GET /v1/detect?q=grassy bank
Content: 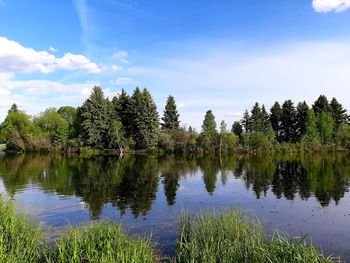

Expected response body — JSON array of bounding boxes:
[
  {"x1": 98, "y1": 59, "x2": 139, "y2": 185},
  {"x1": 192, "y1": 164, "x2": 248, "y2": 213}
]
[
  {"x1": 0, "y1": 196, "x2": 336, "y2": 262},
  {"x1": 176, "y1": 210, "x2": 334, "y2": 263}
]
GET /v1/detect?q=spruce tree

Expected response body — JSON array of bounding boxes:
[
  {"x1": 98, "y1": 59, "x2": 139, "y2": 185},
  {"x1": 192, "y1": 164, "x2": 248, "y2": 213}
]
[
  {"x1": 116, "y1": 89, "x2": 133, "y2": 138},
  {"x1": 296, "y1": 101, "x2": 309, "y2": 141},
  {"x1": 241, "y1": 110, "x2": 251, "y2": 133},
  {"x1": 79, "y1": 86, "x2": 109, "y2": 149},
  {"x1": 198, "y1": 110, "x2": 217, "y2": 152},
  {"x1": 250, "y1": 102, "x2": 262, "y2": 132},
  {"x1": 270, "y1": 102, "x2": 282, "y2": 141},
  {"x1": 232, "y1": 121, "x2": 243, "y2": 137},
  {"x1": 261, "y1": 105, "x2": 270, "y2": 132},
  {"x1": 329, "y1": 97, "x2": 347, "y2": 130},
  {"x1": 161, "y1": 95, "x2": 180, "y2": 131},
  {"x1": 312, "y1": 95, "x2": 330, "y2": 115},
  {"x1": 280, "y1": 100, "x2": 297, "y2": 142},
  {"x1": 8, "y1": 103, "x2": 19, "y2": 114},
  {"x1": 130, "y1": 87, "x2": 160, "y2": 150}
]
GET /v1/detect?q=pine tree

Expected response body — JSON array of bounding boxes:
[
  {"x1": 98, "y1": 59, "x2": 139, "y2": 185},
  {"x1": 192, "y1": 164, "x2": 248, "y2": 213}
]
[
  {"x1": 79, "y1": 86, "x2": 109, "y2": 149},
  {"x1": 130, "y1": 88, "x2": 160, "y2": 150},
  {"x1": 329, "y1": 97, "x2": 347, "y2": 131},
  {"x1": 116, "y1": 89, "x2": 133, "y2": 138},
  {"x1": 161, "y1": 95, "x2": 180, "y2": 131},
  {"x1": 198, "y1": 110, "x2": 217, "y2": 152},
  {"x1": 261, "y1": 105, "x2": 270, "y2": 132},
  {"x1": 250, "y1": 102, "x2": 262, "y2": 132},
  {"x1": 280, "y1": 100, "x2": 297, "y2": 142},
  {"x1": 241, "y1": 110, "x2": 251, "y2": 133},
  {"x1": 8, "y1": 103, "x2": 19, "y2": 114},
  {"x1": 231, "y1": 121, "x2": 243, "y2": 137},
  {"x1": 296, "y1": 101, "x2": 309, "y2": 141},
  {"x1": 270, "y1": 102, "x2": 282, "y2": 142},
  {"x1": 312, "y1": 95, "x2": 330, "y2": 115}
]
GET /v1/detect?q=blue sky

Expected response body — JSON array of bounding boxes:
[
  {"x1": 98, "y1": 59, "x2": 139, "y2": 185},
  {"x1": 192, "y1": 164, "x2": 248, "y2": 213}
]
[{"x1": 1, "y1": 0, "x2": 350, "y2": 129}]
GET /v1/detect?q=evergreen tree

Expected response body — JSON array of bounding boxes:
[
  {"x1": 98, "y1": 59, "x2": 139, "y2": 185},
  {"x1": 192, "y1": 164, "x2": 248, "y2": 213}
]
[
  {"x1": 312, "y1": 95, "x2": 330, "y2": 115},
  {"x1": 79, "y1": 86, "x2": 109, "y2": 149},
  {"x1": 329, "y1": 97, "x2": 347, "y2": 130},
  {"x1": 231, "y1": 121, "x2": 243, "y2": 137},
  {"x1": 161, "y1": 95, "x2": 180, "y2": 131},
  {"x1": 250, "y1": 102, "x2": 263, "y2": 132},
  {"x1": 280, "y1": 100, "x2": 297, "y2": 142},
  {"x1": 116, "y1": 89, "x2": 133, "y2": 138},
  {"x1": 8, "y1": 103, "x2": 19, "y2": 114},
  {"x1": 261, "y1": 105, "x2": 270, "y2": 132},
  {"x1": 198, "y1": 110, "x2": 217, "y2": 152},
  {"x1": 130, "y1": 88, "x2": 160, "y2": 150},
  {"x1": 296, "y1": 101, "x2": 309, "y2": 141},
  {"x1": 241, "y1": 110, "x2": 251, "y2": 133},
  {"x1": 317, "y1": 111, "x2": 334, "y2": 145},
  {"x1": 270, "y1": 102, "x2": 282, "y2": 141}
]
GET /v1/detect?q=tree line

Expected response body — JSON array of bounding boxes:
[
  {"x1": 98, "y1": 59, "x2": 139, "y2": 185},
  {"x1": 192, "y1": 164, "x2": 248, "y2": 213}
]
[{"x1": 0, "y1": 86, "x2": 349, "y2": 154}]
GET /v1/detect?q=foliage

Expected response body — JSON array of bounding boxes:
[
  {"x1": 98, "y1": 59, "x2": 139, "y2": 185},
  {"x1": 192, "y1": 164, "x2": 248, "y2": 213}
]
[
  {"x1": 317, "y1": 111, "x2": 334, "y2": 145},
  {"x1": 231, "y1": 121, "x2": 243, "y2": 137},
  {"x1": 198, "y1": 110, "x2": 217, "y2": 152},
  {"x1": 336, "y1": 123, "x2": 350, "y2": 150}
]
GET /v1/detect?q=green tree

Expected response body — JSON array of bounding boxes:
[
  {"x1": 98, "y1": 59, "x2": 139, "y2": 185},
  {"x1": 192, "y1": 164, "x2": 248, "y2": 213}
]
[
  {"x1": 250, "y1": 102, "x2": 263, "y2": 132},
  {"x1": 336, "y1": 123, "x2": 350, "y2": 150},
  {"x1": 317, "y1": 111, "x2": 334, "y2": 145},
  {"x1": 270, "y1": 102, "x2": 282, "y2": 141},
  {"x1": 281, "y1": 100, "x2": 297, "y2": 142},
  {"x1": 241, "y1": 110, "x2": 251, "y2": 133},
  {"x1": 161, "y1": 95, "x2": 180, "y2": 131},
  {"x1": 34, "y1": 108, "x2": 69, "y2": 146},
  {"x1": 296, "y1": 101, "x2": 309, "y2": 141},
  {"x1": 57, "y1": 106, "x2": 78, "y2": 139},
  {"x1": 79, "y1": 86, "x2": 110, "y2": 149},
  {"x1": 312, "y1": 95, "x2": 330, "y2": 115},
  {"x1": 219, "y1": 121, "x2": 238, "y2": 154},
  {"x1": 231, "y1": 121, "x2": 243, "y2": 137},
  {"x1": 302, "y1": 109, "x2": 320, "y2": 149},
  {"x1": 198, "y1": 110, "x2": 217, "y2": 152},
  {"x1": 329, "y1": 97, "x2": 347, "y2": 131},
  {"x1": 115, "y1": 89, "x2": 133, "y2": 138},
  {"x1": 130, "y1": 88, "x2": 160, "y2": 150},
  {"x1": 108, "y1": 120, "x2": 127, "y2": 154},
  {"x1": 8, "y1": 103, "x2": 19, "y2": 114}
]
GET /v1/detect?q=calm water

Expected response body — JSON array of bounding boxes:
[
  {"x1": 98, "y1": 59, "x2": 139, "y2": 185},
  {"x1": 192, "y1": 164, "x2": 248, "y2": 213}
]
[{"x1": 1, "y1": 153, "x2": 350, "y2": 260}]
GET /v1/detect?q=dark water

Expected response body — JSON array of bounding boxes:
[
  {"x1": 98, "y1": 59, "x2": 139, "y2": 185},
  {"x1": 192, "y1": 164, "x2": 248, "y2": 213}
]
[{"x1": 1, "y1": 153, "x2": 350, "y2": 260}]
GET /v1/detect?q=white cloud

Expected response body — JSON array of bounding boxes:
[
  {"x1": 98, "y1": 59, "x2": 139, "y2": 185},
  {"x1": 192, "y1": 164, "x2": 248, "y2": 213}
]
[
  {"x1": 113, "y1": 51, "x2": 128, "y2": 59},
  {"x1": 312, "y1": 0, "x2": 350, "y2": 13},
  {"x1": 112, "y1": 77, "x2": 138, "y2": 85},
  {"x1": 49, "y1": 47, "x2": 58, "y2": 53},
  {"x1": 0, "y1": 36, "x2": 102, "y2": 74}
]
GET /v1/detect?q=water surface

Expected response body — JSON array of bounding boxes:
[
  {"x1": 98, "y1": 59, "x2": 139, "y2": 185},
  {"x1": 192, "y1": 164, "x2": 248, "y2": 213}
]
[{"x1": 1, "y1": 153, "x2": 350, "y2": 260}]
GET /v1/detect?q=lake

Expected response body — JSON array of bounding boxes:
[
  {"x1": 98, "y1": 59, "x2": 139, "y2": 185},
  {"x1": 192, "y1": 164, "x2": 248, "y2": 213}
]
[{"x1": 1, "y1": 153, "x2": 350, "y2": 261}]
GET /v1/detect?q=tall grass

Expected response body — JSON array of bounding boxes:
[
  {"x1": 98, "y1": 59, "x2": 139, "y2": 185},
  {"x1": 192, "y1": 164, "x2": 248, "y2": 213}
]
[
  {"x1": 0, "y1": 195, "x2": 42, "y2": 263},
  {"x1": 44, "y1": 223, "x2": 156, "y2": 263},
  {"x1": 176, "y1": 210, "x2": 334, "y2": 263}
]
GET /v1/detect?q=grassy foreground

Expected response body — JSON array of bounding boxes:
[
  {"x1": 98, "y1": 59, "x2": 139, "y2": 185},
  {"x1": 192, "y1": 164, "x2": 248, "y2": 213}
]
[{"x1": 0, "y1": 196, "x2": 335, "y2": 263}]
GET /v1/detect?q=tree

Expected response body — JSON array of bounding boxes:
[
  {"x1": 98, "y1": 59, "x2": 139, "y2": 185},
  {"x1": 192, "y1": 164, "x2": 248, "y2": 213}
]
[
  {"x1": 296, "y1": 101, "x2": 309, "y2": 141},
  {"x1": 317, "y1": 111, "x2": 334, "y2": 145},
  {"x1": 35, "y1": 109, "x2": 69, "y2": 146},
  {"x1": 79, "y1": 86, "x2": 110, "y2": 149},
  {"x1": 130, "y1": 88, "x2": 160, "y2": 150},
  {"x1": 8, "y1": 103, "x2": 19, "y2": 114},
  {"x1": 329, "y1": 97, "x2": 347, "y2": 131},
  {"x1": 198, "y1": 110, "x2": 217, "y2": 152},
  {"x1": 57, "y1": 106, "x2": 78, "y2": 139},
  {"x1": 302, "y1": 109, "x2": 320, "y2": 149},
  {"x1": 115, "y1": 89, "x2": 133, "y2": 138},
  {"x1": 231, "y1": 121, "x2": 243, "y2": 137},
  {"x1": 261, "y1": 105, "x2": 270, "y2": 132},
  {"x1": 250, "y1": 102, "x2": 263, "y2": 132},
  {"x1": 312, "y1": 95, "x2": 330, "y2": 115},
  {"x1": 336, "y1": 123, "x2": 350, "y2": 150},
  {"x1": 270, "y1": 102, "x2": 282, "y2": 141},
  {"x1": 161, "y1": 95, "x2": 180, "y2": 131},
  {"x1": 280, "y1": 100, "x2": 297, "y2": 142},
  {"x1": 108, "y1": 120, "x2": 127, "y2": 155},
  {"x1": 241, "y1": 110, "x2": 251, "y2": 133}
]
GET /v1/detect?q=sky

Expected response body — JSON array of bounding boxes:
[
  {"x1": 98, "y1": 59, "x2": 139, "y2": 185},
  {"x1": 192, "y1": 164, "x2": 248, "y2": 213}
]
[{"x1": 1, "y1": 0, "x2": 350, "y2": 129}]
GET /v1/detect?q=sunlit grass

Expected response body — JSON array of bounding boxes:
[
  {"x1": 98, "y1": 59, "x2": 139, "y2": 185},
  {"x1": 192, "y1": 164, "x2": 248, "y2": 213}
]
[
  {"x1": 44, "y1": 222, "x2": 156, "y2": 263},
  {"x1": 176, "y1": 210, "x2": 334, "y2": 263},
  {"x1": 0, "y1": 195, "x2": 42, "y2": 263}
]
